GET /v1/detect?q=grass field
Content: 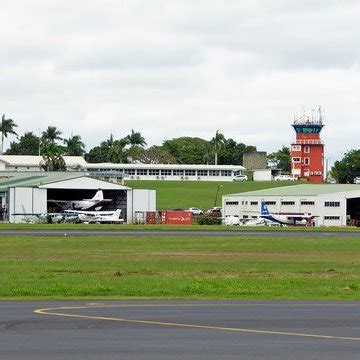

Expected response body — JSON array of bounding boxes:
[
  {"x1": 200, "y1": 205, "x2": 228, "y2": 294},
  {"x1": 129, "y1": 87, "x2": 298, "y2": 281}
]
[
  {"x1": 0, "y1": 223, "x2": 359, "y2": 231},
  {"x1": 1, "y1": 234, "x2": 359, "y2": 300},
  {"x1": 125, "y1": 180, "x2": 298, "y2": 210}
]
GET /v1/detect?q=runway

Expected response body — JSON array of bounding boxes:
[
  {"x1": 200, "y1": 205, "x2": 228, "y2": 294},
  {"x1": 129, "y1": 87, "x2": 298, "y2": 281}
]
[
  {"x1": 1, "y1": 301, "x2": 360, "y2": 359},
  {"x1": 0, "y1": 229, "x2": 360, "y2": 237}
]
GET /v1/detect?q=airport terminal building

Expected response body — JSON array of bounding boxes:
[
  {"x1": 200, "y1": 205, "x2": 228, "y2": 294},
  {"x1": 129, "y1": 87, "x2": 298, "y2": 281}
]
[
  {"x1": 0, "y1": 155, "x2": 246, "y2": 182},
  {"x1": 0, "y1": 173, "x2": 156, "y2": 223},
  {"x1": 222, "y1": 184, "x2": 360, "y2": 227}
]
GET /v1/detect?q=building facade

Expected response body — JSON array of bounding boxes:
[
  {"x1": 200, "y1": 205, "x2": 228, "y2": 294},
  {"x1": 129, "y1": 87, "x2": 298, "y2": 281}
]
[
  {"x1": 0, "y1": 156, "x2": 246, "y2": 182},
  {"x1": 222, "y1": 184, "x2": 360, "y2": 227}
]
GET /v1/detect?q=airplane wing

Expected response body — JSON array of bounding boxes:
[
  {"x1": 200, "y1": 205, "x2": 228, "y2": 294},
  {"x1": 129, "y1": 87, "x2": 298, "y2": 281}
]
[{"x1": 64, "y1": 209, "x2": 117, "y2": 215}]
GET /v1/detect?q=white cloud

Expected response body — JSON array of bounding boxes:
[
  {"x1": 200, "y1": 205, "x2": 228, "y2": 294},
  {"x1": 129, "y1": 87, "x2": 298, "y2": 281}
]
[{"x1": 0, "y1": 0, "x2": 359, "y2": 161}]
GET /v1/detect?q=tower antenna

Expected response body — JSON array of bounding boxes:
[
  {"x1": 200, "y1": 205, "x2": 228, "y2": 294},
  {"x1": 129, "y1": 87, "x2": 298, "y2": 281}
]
[{"x1": 318, "y1": 105, "x2": 323, "y2": 124}]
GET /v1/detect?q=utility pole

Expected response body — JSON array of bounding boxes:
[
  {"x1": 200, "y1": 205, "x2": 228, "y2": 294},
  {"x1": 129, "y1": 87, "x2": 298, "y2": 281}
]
[{"x1": 213, "y1": 185, "x2": 223, "y2": 207}]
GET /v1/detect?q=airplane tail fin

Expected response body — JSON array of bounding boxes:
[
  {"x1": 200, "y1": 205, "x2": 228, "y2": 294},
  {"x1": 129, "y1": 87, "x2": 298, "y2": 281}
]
[
  {"x1": 92, "y1": 189, "x2": 104, "y2": 202},
  {"x1": 112, "y1": 209, "x2": 122, "y2": 220},
  {"x1": 261, "y1": 202, "x2": 270, "y2": 216}
]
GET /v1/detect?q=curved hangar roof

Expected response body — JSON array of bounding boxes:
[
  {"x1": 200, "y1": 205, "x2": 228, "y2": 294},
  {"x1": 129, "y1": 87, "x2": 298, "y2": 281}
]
[{"x1": 0, "y1": 173, "x2": 130, "y2": 191}]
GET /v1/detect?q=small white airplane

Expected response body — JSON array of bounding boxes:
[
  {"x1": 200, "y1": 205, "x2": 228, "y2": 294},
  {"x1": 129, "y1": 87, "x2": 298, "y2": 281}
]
[
  {"x1": 65, "y1": 209, "x2": 123, "y2": 224},
  {"x1": 260, "y1": 202, "x2": 315, "y2": 226},
  {"x1": 48, "y1": 189, "x2": 112, "y2": 210},
  {"x1": 15, "y1": 212, "x2": 64, "y2": 224}
]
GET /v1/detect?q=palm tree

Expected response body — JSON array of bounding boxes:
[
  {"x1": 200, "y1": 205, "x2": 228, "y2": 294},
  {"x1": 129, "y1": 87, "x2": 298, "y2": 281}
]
[
  {"x1": 42, "y1": 126, "x2": 62, "y2": 143},
  {"x1": 203, "y1": 142, "x2": 213, "y2": 165},
  {"x1": 126, "y1": 130, "x2": 146, "y2": 148},
  {"x1": 64, "y1": 135, "x2": 85, "y2": 156},
  {"x1": 211, "y1": 130, "x2": 225, "y2": 165},
  {"x1": 107, "y1": 139, "x2": 129, "y2": 163},
  {"x1": 40, "y1": 141, "x2": 66, "y2": 171},
  {"x1": 0, "y1": 114, "x2": 18, "y2": 155}
]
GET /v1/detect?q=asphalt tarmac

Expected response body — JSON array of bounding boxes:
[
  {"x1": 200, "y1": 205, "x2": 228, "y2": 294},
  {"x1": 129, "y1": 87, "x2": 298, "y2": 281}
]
[
  {"x1": 1, "y1": 301, "x2": 360, "y2": 359},
  {"x1": 0, "y1": 229, "x2": 360, "y2": 237}
]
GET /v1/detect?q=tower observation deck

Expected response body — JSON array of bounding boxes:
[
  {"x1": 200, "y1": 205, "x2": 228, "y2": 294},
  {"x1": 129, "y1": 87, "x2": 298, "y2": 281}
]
[{"x1": 290, "y1": 108, "x2": 325, "y2": 183}]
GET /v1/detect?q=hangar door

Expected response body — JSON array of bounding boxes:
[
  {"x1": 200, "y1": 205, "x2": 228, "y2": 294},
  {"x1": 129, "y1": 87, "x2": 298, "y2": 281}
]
[
  {"x1": 347, "y1": 198, "x2": 360, "y2": 224},
  {"x1": 40, "y1": 176, "x2": 131, "y2": 221},
  {"x1": 46, "y1": 188, "x2": 127, "y2": 219}
]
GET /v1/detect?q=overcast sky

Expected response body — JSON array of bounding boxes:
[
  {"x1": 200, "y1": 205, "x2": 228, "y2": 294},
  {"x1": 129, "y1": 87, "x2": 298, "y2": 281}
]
[{"x1": 1, "y1": 0, "x2": 359, "y2": 161}]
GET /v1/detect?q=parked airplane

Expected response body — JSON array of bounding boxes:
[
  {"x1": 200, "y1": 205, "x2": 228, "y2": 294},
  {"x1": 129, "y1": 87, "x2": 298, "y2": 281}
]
[
  {"x1": 260, "y1": 202, "x2": 315, "y2": 226},
  {"x1": 48, "y1": 189, "x2": 112, "y2": 210},
  {"x1": 72, "y1": 209, "x2": 123, "y2": 223},
  {"x1": 14, "y1": 212, "x2": 64, "y2": 224}
]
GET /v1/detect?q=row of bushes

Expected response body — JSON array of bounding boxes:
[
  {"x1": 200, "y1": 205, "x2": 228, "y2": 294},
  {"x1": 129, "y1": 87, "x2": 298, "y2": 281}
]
[{"x1": 195, "y1": 215, "x2": 222, "y2": 225}]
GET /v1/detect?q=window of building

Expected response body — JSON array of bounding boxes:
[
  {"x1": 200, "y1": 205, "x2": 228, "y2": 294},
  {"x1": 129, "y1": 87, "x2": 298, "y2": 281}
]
[
  {"x1": 185, "y1": 170, "x2": 196, "y2": 176},
  {"x1": 301, "y1": 201, "x2": 315, "y2": 206},
  {"x1": 304, "y1": 157, "x2": 310, "y2": 165},
  {"x1": 209, "y1": 170, "x2": 220, "y2": 176},
  {"x1": 161, "y1": 169, "x2": 172, "y2": 176},
  {"x1": 198, "y1": 170, "x2": 208, "y2": 176},
  {"x1": 226, "y1": 201, "x2": 239, "y2": 205},
  {"x1": 126, "y1": 169, "x2": 136, "y2": 175},
  {"x1": 221, "y1": 170, "x2": 232, "y2": 176},
  {"x1": 264, "y1": 201, "x2": 276, "y2": 205},
  {"x1": 137, "y1": 169, "x2": 148, "y2": 175},
  {"x1": 325, "y1": 201, "x2": 340, "y2": 207},
  {"x1": 291, "y1": 145, "x2": 301, "y2": 152},
  {"x1": 173, "y1": 169, "x2": 184, "y2": 176},
  {"x1": 324, "y1": 216, "x2": 340, "y2": 220},
  {"x1": 304, "y1": 146, "x2": 310, "y2": 154},
  {"x1": 292, "y1": 157, "x2": 301, "y2": 163},
  {"x1": 243, "y1": 215, "x2": 249, "y2": 219},
  {"x1": 250, "y1": 201, "x2": 258, "y2": 206},
  {"x1": 149, "y1": 169, "x2": 160, "y2": 176},
  {"x1": 281, "y1": 201, "x2": 295, "y2": 206}
]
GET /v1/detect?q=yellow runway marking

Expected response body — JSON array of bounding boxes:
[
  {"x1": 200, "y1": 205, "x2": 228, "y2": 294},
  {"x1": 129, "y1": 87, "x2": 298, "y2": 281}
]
[{"x1": 34, "y1": 303, "x2": 360, "y2": 342}]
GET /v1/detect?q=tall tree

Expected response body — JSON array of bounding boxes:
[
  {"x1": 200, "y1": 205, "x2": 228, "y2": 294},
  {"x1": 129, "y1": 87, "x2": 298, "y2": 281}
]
[
  {"x1": 130, "y1": 146, "x2": 176, "y2": 164},
  {"x1": 40, "y1": 141, "x2": 66, "y2": 171},
  {"x1": 331, "y1": 149, "x2": 360, "y2": 183},
  {"x1": 5, "y1": 132, "x2": 40, "y2": 155},
  {"x1": 87, "y1": 135, "x2": 130, "y2": 163},
  {"x1": 107, "y1": 139, "x2": 129, "y2": 163},
  {"x1": 126, "y1": 130, "x2": 146, "y2": 148},
  {"x1": 0, "y1": 114, "x2": 18, "y2": 155},
  {"x1": 42, "y1": 126, "x2": 62, "y2": 143},
  {"x1": 203, "y1": 142, "x2": 214, "y2": 165},
  {"x1": 63, "y1": 135, "x2": 85, "y2": 156},
  {"x1": 163, "y1": 137, "x2": 209, "y2": 164},
  {"x1": 268, "y1": 146, "x2": 291, "y2": 173},
  {"x1": 211, "y1": 130, "x2": 225, "y2": 165}
]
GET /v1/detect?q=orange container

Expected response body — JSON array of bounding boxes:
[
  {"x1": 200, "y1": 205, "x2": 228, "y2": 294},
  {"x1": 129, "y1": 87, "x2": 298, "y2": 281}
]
[{"x1": 164, "y1": 211, "x2": 193, "y2": 225}]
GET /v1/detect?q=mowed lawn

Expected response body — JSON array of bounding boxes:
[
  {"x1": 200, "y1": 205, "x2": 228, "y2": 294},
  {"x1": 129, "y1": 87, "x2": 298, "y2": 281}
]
[
  {"x1": 125, "y1": 180, "x2": 298, "y2": 210},
  {"x1": 1, "y1": 234, "x2": 359, "y2": 299}
]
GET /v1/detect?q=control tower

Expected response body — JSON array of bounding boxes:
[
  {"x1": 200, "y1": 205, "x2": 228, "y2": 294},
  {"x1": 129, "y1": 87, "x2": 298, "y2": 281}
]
[{"x1": 291, "y1": 107, "x2": 324, "y2": 183}]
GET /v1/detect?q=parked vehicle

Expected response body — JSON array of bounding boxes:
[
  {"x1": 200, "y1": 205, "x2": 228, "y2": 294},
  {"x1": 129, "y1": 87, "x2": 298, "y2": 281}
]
[
  {"x1": 232, "y1": 174, "x2": 248, "y2": 182},
  {"x1": 187, "y1": 207, "x2": 203, "y2": 216},
  {"x1": 354, "y1": 177, "x2": 360, "y2": 184},
  {"x1": 205, "y1": 207, "x2": 222, "y2": 217},
  {"x1": 273, "y1": 174, "x2": 296, "y2": 181}
]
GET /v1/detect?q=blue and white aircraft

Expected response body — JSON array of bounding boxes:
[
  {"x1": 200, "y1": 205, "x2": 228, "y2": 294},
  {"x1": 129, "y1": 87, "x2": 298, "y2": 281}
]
[{"x1": 260, "y1": 202, "x2": 315, "y2": 226}]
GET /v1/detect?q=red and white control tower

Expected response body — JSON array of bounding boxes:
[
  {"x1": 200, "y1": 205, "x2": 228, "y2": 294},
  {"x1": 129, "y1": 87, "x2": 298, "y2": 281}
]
[{"x1": 291, "y1": 107, "x2": 324, "y2": 183}]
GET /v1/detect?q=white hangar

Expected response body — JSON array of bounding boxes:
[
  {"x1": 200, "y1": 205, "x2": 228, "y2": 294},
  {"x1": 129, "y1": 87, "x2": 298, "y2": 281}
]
[
  {"x1": 0, "y1": 173, "x2": 156, "y2": 223},
  {"x1": 222, "y1": 184, "x2": 360, "y2": 227}
]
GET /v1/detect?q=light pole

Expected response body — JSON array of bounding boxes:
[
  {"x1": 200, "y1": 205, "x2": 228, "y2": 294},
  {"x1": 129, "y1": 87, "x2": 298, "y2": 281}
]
[{"x1": 213, "y1": 185, "x2": 223, "y2": 207}]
